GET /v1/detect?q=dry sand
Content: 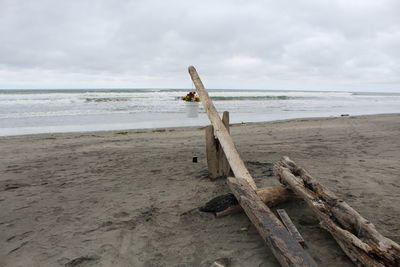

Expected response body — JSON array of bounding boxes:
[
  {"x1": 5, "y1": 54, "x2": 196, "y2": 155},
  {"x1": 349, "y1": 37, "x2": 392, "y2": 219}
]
[{"x1": 0, "y1": 114, "x2": 399, "y2": 267}]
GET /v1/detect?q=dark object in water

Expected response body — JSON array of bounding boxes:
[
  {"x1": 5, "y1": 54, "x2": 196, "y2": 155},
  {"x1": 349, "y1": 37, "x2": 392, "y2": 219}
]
[
  {"x1": 199, "y1": 193, "x2": 238, "y2": 213},
  {"x1": 341, "y1": 114, "x2": 349, "y2": 117},
  {"x1": 192, "y1": 156, "x2": 198, "y2": 163}
]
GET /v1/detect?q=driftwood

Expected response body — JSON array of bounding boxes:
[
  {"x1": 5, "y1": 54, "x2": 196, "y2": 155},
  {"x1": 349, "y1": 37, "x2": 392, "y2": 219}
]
[
  {"x1": 274, "y1": 156, "x2": 400, "y2": 267},
  {"x1": 205, "y1": 111, "x2": 231, "y2": 178},
  {"x1": 277, "y1": 209, "x2": 305, "y2": 246},
  {"x1": 189, "y1": 66, "x2": 318, "y2": 267},
  {"x1": 228, "y1": 178, "x2": 318, "y2": 267},
  {"x1": 189, "y1": 66, "x2": 256, "y2": 189},
  {"x1": 199, "y1": 186, "x2": 296, "y2": 216}
]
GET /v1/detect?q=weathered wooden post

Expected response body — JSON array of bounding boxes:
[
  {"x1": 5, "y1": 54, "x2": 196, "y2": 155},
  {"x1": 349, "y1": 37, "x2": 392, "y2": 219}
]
[{"x1": 205, "y1": 111, "x2": 231, "y2": 178}]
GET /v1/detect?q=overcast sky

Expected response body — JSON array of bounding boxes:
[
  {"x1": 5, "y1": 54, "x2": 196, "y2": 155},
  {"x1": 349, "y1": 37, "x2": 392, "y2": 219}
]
[{"x1": 1, "y1": 0, "x2": 399, "y2": 91}]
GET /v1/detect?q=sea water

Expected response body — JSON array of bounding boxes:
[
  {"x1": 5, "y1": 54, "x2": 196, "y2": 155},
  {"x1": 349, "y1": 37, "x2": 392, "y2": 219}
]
[{"x1": 0, "y1": 89, "x2": 399, "y2": 136}]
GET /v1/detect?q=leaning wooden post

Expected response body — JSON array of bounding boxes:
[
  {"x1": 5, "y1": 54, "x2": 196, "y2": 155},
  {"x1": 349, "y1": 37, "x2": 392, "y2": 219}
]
[
  {"x1": 205, "y1": 111, "x2": 231, "y2": 178},
  {"x1": 188, "y1": 66, "x2": 318, "y2": 267},
  {"x1": 188, "y1": 66, "x2": 256, "y2": 189}
]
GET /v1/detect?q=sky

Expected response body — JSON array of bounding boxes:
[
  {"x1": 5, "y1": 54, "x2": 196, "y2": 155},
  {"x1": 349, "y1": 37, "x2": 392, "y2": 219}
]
[{"x1": 0, "y1": 0, "x2": 399, "y2": 92}]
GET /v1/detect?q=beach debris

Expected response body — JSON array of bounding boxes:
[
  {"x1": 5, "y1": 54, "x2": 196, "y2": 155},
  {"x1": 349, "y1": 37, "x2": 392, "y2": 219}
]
[
  {"x1": 276, "y1": 209, "x2": 305, "y2": 246},
  {"x1": 227, "y1": 177, "x2": 317, "y2": 266},
  {"x1": 188, "y1": 65, "x2": 400, "y2": 266},
  {"x1": 199, "y1": 193, "x2": 238, "y2": 213},
  {"x1": 189, "y1": 66, "x2": 318, "y2": 267},
  {"x1": 340, "y1": 114, "x2": 349, "y2": 117},
  {"x1": 274, "y1": 156, "x2": 400, "y2": 267}
]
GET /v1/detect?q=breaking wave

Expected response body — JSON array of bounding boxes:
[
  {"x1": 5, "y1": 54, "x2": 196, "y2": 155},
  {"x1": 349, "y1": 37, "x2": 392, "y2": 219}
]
[
  {"x1": 210, "y1": 96, "x2": 295, "y2": 101},
  {"x1": 85, "y1": 97, "x2": 132, "y2": 102}
]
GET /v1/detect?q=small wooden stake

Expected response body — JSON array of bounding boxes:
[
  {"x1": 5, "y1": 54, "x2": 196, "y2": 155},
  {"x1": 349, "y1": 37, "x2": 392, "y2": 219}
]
[{"x1": 277, "y1": 209, "x2": 305, "y2": 246}]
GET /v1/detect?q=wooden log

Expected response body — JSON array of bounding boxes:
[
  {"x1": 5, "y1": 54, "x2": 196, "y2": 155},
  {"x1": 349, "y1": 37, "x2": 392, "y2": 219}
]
[
  {"x1": 188, "y1": 66, "x2": 256, "y2": 189},
  {"x1": 256, "y1": 185, "x2": 296, "y2": 207},
  {"x1": 277, "y1": 209, "x2": 305, "y2": 246},
  {"x1": 274, "y1": 156, "x2": 400, "y2": 267},
  {"x1": 227, "y1": 177, "x2": 318, "y2": 267},
  {"x1": 205, "y1": 125, "x2": 219, "y2": 178},
  {"x1": 199, "y1": 186, "x2": 296, "y2": 216}
]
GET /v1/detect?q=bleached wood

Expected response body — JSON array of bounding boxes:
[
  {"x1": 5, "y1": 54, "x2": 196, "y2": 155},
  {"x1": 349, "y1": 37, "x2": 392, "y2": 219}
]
[
  {"x1": 227, "y1": 177, "x2": 318, "y2": 267},
  {"x1": 188, "y1": 66, "x2": 256, "y2": 189},
  {"x1": 274, "y1": 156, "x2": 400, "y2": 267}
]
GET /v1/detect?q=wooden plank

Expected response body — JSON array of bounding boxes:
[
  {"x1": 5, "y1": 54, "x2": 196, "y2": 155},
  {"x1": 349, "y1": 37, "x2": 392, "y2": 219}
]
[
  {"x1": 218, "y1": 111, "x2": 231, "y2": 177},
  {"x1": 205, "y1": 125, "x2": 219, "y2": 178},
  {"x1": 277, "y1": 209, "x2": 305, "y2": 246},
  {"x1": 227, "y1": 177, "x2": 318, "y2": 267},
  {"x1": 274, "y1": 156, "x2": 400, "y2": 267},
  {"x1": 188, "y1": 66, "x2": 257, "y2": 189}
]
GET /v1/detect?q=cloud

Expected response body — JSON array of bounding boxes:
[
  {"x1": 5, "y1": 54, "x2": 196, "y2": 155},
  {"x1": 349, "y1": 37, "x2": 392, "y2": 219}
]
[{"x1": 0, "y1": 0, "x2": 399, "y2": 91}]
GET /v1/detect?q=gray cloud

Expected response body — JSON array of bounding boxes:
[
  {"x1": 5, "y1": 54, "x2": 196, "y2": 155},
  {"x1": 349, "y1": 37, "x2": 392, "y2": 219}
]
[{"x1": 0, "y1": 0, "x2": 399, "y2": 91}]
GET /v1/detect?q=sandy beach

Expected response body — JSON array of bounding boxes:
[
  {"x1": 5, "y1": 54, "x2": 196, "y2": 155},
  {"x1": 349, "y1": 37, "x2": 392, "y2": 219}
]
[{"x1": 0, "y1": 114, "x2": 399, "y2": 267}]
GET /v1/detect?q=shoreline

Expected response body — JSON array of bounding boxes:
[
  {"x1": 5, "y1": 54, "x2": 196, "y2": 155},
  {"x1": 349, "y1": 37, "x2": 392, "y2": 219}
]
[{"x1": 2, "y1": 112, "x2": 399, "y2": 139}]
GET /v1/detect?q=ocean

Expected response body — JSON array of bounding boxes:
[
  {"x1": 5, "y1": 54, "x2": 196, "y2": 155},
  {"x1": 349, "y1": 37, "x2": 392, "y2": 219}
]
[{"x1": 0, "y1": 89, "x2": 399, "y2": 136}]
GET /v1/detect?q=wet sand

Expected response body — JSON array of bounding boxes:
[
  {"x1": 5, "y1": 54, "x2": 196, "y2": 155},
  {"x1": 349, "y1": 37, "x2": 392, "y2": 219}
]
[{"x1": 0, "y1": 114, "x2": 399, "y2": 266}]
